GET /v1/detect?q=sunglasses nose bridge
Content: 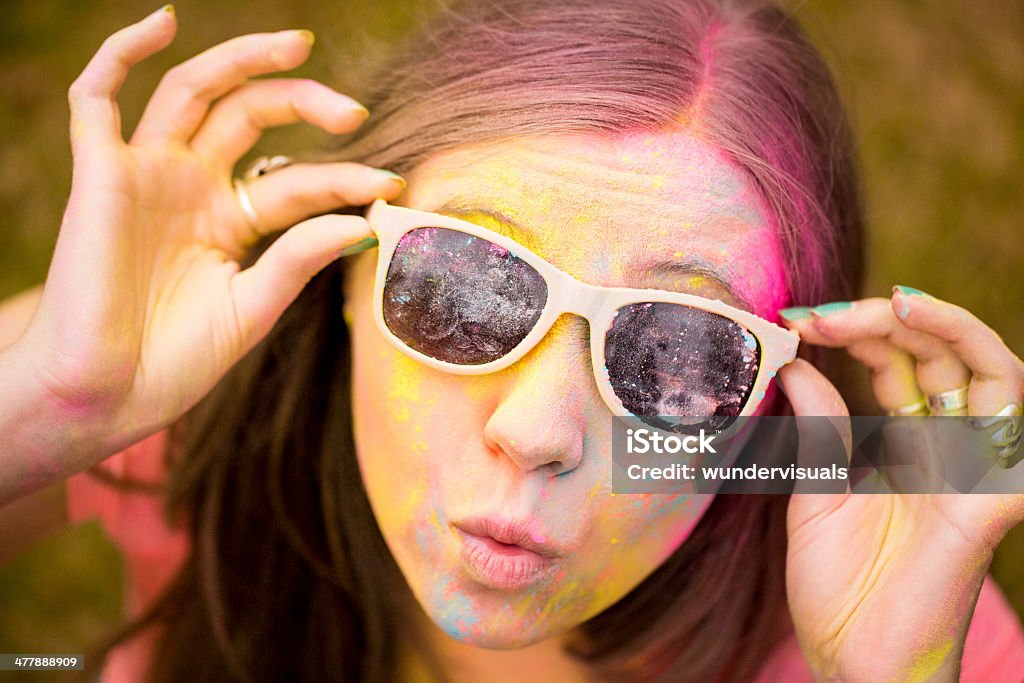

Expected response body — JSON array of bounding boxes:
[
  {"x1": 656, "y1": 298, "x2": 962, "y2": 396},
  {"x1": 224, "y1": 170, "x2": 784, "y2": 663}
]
[
  {"x1": 535, "y1": 273, "x2": 620, "y2": 413},
  {"x1": 553, "y1": 271, "x2": 608, "y2": 327}
]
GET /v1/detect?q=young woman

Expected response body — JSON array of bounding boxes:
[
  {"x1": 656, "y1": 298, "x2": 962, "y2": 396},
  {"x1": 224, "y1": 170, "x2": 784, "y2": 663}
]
[{"x1": 0, "y1": 1, "x2": 1022, "y2": 681}]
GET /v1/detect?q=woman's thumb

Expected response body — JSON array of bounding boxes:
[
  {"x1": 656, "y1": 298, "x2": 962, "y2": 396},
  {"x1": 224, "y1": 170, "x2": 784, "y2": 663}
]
[
  {"x1": 777, "y1": 358, "x2": 849, "y2": 418},
  {"x1": 230, "y1": 214, "x2": 372, "y2": 345},
  {"x1": 777, "y1": 359, "x2": 853, "y2": 497}
]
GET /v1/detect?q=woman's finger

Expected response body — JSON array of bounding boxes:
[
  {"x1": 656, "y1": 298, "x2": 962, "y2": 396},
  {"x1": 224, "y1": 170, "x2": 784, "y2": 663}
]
[
  {"x1": 189, "y1": 79, "x2": 369, "y2": 168},
  {"x1": 890, "y1": 289, "x2": 1024, "y2": 381},
  {"x1": 843, "y1": 337, "x2": 924, "y2": 414},
  {"x1": 130, "y1": 29, "x2": 315, "y2": 145},
  {"x1": 68, "y1": 6, "x2": 177, "y2": 154},
  {"x1": 890, "y1": 289, "x2": 1024, "y2": 417},
  {"x1": 782, "y1": 298, "x2": 971, "y2": 399},
  {"x1": 232, "y1": 162, "x2": 405, "y2": 243},
  {"x1": 229, "y1": 214, "x2": 373, "y2": 346}
]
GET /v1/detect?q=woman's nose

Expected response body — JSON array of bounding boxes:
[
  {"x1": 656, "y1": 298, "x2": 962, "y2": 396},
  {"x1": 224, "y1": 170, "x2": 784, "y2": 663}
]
[{"x1": 482, "y1": 314, "x2": 594, "y2": 476}]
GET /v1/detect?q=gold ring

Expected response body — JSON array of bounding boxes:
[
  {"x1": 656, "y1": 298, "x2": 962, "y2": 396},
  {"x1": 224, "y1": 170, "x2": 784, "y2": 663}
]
[
  {"x1": 244, "y1": 154, "x2": 294, "y2": 179},
  {"x1": 232, "y1": 178, "x2": 259, "y2": 232}
]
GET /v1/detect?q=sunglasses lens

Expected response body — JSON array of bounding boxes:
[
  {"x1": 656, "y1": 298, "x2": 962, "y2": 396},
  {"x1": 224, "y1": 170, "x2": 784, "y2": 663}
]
[
  {"x1": 605, "y1": 302, "x2": 760, "y2": 433},
  {"x1": 382, "y1": 227, "x2": 548, "y2": 365}
]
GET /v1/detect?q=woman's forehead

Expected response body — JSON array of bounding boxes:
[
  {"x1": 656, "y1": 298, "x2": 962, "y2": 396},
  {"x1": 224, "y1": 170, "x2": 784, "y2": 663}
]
[
  {"x1": 400, "y1": 129, "x2": 788, "y2": 316},
  {"x1": 404, "y1": 130, "x2": 766, "y2": 217}
]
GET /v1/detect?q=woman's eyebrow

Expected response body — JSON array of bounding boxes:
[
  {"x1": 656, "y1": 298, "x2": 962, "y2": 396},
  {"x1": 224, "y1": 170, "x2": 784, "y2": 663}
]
[
  {"x1": 427, "y1": 201, "x2": 544, "y2": 251},
  {"x1": 426, "y1": 200, "x2": 752, "y2": 311},
  {"x1": 640, "y1": 260, "x2": 754, "y2": 312}
]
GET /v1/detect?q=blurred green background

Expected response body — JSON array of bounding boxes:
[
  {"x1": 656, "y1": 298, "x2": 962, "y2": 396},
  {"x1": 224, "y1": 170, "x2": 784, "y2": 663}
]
[{"x1": 0, "y1": 0, "x2": 1022, "y2": 674}]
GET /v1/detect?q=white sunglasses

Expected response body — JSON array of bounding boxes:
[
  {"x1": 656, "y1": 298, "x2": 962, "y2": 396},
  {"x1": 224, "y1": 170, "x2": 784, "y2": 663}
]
[{"x1": 363, "y1": 199, "x2": 800, "y2": 432}]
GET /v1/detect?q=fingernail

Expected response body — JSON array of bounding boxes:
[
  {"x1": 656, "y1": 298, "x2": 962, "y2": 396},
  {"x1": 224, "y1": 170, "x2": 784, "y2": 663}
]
[
  {"x1": 338, "y1": 237, "x2": 378, "y2": 257},
  {"x1": 294, "y1": 29, "x2": 315, "y2": 46},
  {"x1": 162, "y1": 4, "x2": 175, "y2": 16},
  {"x1": 893, "y1": 285, "x2": 931, "y2": 298},
  {"x1": 895, "y1": 299, "x2": 911, "y2": 320},
  {"x1": 352, "y1": 103, "x2": 370, "y2": 119},
  {"x1": 779, "y1": 306, "x2": 812, "y2": 321},
  {"x1": 377, "y1": 170, "x2": 407, "y2": 188},
  {"x1": 810, "y1": 301, "x2": 853, "y2": 317}
]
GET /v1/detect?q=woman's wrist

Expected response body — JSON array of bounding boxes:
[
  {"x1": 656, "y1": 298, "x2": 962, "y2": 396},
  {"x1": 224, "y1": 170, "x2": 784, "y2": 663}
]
[{"x1": 0, "y1": 340, "x2": 110, "y2": 507}]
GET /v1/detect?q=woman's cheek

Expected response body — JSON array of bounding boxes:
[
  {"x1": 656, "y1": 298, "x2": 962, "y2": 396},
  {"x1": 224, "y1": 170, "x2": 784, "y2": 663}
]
[
  {"x1": 576, "y1": 493, "x2": 711, "y2": 617},
  {"x1": 346, "y1": 261, "x2": 444, "y2": 566},
  {"x1": 352, "y1": 351, "x2": 427, "y2": 531}
]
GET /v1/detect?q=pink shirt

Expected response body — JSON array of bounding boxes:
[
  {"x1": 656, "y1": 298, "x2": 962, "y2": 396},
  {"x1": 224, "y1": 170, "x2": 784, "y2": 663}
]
[
  {"x1": 69, "y1": 431, "x2": 1024, "y2": 682},
  {"x1": 66, "y1": 431, "x2": 190, "y2": 683}
]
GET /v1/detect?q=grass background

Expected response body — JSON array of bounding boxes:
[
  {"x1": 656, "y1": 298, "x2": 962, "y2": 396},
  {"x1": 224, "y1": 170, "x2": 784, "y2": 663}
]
[{"x1": 0, "y1": 0, "x2": 1021, "y2": 674}]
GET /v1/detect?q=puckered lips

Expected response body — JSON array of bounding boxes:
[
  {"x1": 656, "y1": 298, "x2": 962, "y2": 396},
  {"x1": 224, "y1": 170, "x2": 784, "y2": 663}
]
[{"x1": 452, "y1": 515, "x2": 564, "y2": 591}]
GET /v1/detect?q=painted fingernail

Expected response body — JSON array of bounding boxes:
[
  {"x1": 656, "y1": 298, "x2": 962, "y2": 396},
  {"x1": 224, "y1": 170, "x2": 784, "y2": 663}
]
[
  {"x1": 894, "y1": 299, "x2": 911, "y2": 320},
  {"x1": 377, "y1": 170, "x2": 407, "y2": 188},
  {"x1": 779, "y1": 306, "x2": 812, "y2": 321},
  {"x1": 893, "y1": 285, "x2": 931, "y2": 298},
  {"x1": 351, "y1": 103, "x2": 370, "y2": 119},
  {"x1": 294, "y1": 29, "x2": 315, "y2": 46},
  {"x1": 162, "y1": 4, "x2": 175, "y2": 16},
  {"x1": 810, "y1": 301, "x2": 853, "y2": 317},
  {"x1": 338, "y1": 237, "x2": 378, "y2": 257}
]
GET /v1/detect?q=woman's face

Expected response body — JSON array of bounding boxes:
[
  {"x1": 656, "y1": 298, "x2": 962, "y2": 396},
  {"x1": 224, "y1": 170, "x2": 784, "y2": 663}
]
[{"x1": 342, "y1": 129, "x2": 788, "y2": 648}]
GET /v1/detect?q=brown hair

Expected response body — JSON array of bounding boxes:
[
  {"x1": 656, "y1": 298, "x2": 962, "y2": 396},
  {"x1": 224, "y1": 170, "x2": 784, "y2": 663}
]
[{"x1": 80, "y1": 0, "x2": 864, "y2": 681}]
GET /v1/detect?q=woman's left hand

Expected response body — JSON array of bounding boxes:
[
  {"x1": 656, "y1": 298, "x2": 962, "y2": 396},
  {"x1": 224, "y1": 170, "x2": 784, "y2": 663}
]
[{"x1": 775, "y1": 287, "x2": 1024, "y2": 682}]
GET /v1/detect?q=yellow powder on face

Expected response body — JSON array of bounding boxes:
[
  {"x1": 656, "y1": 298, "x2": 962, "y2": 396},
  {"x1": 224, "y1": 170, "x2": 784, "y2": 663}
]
[
  {"x1": 428, "y1": 507, "x2": 444, "y2": 533},
  {"x1": 384, "y1": 482, "x2": 425, "y2": 534},
  {"x1": 540, "y1": 578, "x2": 586, "y2": 620},
  {"x1": 460, "y1": 376, "x2": 492, "y2": 403},
  {"x1": 447, "y1": 210, "x2": 546, "y2": 257},
  {"x1": 686, "y1": 275, "x2": 708, "y2": 289},
  {"x1": 387, "y1": 355, "x2": 428, "y2": 423}
]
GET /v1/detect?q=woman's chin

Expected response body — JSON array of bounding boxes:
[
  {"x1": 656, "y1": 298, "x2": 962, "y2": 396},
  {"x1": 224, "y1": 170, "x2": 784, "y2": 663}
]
[{"x1": 427, "y1": 613, "x2": 562, "y2": 650}]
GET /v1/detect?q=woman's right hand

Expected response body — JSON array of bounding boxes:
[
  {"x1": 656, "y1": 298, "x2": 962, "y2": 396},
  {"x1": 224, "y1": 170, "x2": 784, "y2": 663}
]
[{"x1": 11, "y1": 7, "x2": 403, "y2": 456}]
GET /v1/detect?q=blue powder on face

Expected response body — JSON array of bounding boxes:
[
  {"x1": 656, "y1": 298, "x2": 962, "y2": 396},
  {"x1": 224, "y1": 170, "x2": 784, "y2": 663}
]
[{"x1": 432, "y1": 580, "x2": 480, "y2": 640}]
